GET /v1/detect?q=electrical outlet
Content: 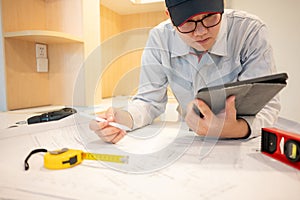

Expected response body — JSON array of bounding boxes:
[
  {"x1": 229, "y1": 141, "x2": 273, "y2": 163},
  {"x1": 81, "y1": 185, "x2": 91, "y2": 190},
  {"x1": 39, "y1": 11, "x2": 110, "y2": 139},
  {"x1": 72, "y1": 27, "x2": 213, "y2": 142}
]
[
  {"x1": 36, "y1": 58, "x2": 48, "y2": 72},
  {"x1": 36, "y1": 43, "x2": 47, "y2": 58}
]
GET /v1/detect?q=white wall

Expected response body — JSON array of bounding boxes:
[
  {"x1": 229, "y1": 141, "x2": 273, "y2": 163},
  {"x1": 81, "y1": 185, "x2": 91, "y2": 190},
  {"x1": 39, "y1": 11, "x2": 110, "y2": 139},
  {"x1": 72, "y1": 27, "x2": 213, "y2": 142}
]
[{"x1": 229, "y1": 0, "x2": 300, "y2": 122}]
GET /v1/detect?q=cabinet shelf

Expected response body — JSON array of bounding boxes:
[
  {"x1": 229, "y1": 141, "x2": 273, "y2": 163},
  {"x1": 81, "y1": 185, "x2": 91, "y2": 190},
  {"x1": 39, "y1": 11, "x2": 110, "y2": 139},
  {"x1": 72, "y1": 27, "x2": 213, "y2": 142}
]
[{"x1": 3, "y1": 30, "x2": 83, "y2": 44}]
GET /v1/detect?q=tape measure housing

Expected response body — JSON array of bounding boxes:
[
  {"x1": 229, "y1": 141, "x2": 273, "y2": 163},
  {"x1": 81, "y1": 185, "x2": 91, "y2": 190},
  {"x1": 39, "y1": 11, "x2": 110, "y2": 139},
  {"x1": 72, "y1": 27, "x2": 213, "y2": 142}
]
[{"x1": 44, "y1": 149, "x2": 83, "y2": 169}]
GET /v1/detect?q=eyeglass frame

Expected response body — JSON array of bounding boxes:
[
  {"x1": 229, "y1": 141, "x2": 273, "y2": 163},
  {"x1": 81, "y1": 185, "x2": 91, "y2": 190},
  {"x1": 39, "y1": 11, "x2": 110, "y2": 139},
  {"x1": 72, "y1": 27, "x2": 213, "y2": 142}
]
[{"x1": 175, "y1": 12, "x2": 223, "y2": 34}]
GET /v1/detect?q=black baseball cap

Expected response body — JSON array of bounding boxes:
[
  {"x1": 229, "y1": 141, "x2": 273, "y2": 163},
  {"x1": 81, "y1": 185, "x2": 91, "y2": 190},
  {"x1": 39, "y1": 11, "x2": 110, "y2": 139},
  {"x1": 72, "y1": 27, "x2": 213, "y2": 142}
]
[{"x1": 165, "y1": 0, "x2": 224, "y2": 26}]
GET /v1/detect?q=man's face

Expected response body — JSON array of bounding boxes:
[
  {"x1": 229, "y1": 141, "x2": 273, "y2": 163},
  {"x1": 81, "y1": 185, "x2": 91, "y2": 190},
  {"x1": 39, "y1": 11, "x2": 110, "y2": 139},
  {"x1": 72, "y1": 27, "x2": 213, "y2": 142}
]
[{"x1": 176, "y1": 13, "x2": 222, "y2": 51}]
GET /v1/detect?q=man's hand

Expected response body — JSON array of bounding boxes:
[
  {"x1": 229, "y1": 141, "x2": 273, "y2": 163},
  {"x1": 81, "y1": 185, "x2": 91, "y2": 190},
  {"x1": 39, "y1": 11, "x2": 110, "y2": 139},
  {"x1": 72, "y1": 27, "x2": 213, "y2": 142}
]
[
  {"x1": 185, "y1": 96, "x2": 249, "y2": 139},
  {"x1": 89, "y1": 107, "x2": 133, "y2": 144}
]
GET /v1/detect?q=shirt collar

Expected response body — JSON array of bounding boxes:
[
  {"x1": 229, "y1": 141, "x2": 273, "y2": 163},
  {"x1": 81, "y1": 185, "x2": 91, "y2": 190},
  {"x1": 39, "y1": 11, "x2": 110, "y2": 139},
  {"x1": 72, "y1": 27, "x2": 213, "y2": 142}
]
[
  {"x1": 170, "y1": 30, "x2": 190, "y2": 58},
  {"x1": 210, "y1": 13, "x2": 228, "y2": 57},
  {"x1": 170, "y1": 13, "x2": 228, "y2": 58}
]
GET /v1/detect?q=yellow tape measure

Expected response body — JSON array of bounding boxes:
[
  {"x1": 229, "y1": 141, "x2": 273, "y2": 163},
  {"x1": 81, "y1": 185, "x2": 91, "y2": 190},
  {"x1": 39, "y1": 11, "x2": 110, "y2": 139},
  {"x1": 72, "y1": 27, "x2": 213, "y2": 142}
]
[{"x1": 24, "y1": 148, "x2": 129, "y2": 170}]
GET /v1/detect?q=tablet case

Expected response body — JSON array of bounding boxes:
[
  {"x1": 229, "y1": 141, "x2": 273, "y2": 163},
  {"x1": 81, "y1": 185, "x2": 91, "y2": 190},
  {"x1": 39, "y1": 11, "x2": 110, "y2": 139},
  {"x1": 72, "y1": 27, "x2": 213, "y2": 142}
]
[{"x1": 195, "y1": 73, "x2": 288, "y2": 116}]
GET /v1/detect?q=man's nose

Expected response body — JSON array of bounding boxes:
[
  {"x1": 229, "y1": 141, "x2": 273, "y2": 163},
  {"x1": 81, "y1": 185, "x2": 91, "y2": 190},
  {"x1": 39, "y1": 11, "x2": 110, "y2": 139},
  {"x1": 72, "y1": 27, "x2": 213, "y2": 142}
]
[{"x1": 193, "y1": 23, "x2": 208, "y2": 36}]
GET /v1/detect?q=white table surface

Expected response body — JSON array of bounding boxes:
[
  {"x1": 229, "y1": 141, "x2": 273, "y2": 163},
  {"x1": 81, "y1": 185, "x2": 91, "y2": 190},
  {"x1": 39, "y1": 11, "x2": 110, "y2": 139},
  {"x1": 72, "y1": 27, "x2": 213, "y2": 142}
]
[{"x1": 1, "y1": 99, "x2": 300, "y2": 200}]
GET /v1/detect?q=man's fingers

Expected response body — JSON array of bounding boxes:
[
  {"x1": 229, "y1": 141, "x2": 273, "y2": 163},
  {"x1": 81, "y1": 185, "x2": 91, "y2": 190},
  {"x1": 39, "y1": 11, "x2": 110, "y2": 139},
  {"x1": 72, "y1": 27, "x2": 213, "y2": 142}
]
[
  {"x1": 90, "y1": 107, "x2": 129, "y2": 144},
  {"x1": 225, "y1": 96, "x2": 237, "y2": 119},
  {"x1": 89, "y1": 120, "x2": 108, "y2": 131},
  {"x1": 111, "y1": 131, "x2": 126, "y2": 144},
  {"x1": 196, "y1": 99, "x2": 213, "y2": 119},
  {"x1": 96, "y1": 127, "x2": 120, "y2": 142}
]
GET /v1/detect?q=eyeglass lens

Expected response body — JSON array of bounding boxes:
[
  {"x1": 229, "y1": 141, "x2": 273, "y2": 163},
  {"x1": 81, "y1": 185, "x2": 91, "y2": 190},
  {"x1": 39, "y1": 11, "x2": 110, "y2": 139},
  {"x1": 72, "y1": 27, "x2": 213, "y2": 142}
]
[{"x1": 177, "y1": 13, "x2": 222, "y2": 33}]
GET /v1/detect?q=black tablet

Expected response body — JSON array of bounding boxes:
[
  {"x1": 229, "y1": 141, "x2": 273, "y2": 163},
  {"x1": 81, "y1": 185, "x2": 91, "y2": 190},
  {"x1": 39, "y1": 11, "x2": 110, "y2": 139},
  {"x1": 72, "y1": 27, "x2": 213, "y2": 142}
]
[{"x1": 194, "y1": 73, "x2": 288, "y2": 116}]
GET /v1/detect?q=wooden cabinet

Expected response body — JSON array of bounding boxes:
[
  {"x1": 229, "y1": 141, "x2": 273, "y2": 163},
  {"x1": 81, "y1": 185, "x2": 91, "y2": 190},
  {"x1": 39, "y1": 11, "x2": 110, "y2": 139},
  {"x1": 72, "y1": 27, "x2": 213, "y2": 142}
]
[{"x1": 0, "y1": 0, "x2": 100, "y2": 110}]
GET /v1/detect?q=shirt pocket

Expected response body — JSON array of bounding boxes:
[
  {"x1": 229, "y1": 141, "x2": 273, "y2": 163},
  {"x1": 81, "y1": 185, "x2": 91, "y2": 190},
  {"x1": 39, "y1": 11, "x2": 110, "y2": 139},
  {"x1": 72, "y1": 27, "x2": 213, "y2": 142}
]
[{"x1": 167, "y1": 72, "x2": 193, "y2": 91}]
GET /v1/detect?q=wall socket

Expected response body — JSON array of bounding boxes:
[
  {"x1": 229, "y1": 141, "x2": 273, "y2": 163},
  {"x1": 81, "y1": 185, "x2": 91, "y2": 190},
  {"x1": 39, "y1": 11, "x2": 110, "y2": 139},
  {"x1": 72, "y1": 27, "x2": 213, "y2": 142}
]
[
  {"x1": 36, "y1": 43, "x2": 47, "y2": 58},
  {"x1": 36, "y1": 43, "x2": 48, "y2": 72}
]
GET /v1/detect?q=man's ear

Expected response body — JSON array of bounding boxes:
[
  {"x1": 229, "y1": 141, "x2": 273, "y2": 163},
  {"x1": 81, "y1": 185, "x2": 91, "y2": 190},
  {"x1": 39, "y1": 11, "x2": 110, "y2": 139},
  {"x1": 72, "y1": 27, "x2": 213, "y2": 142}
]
[
  {"x1": 165, "y1": 8, "x2": 170, "y2": 17},
  {"x1": 165, "y1": 8, "x2": 176, "y2": 27}
]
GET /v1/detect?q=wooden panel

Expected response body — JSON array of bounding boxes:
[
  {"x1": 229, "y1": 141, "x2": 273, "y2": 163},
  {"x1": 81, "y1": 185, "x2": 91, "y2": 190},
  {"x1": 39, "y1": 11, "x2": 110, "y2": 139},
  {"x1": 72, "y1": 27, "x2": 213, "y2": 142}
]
[
  {"x1": 1, "y1": 0, "x2": 46, "y2": 32},
  {"x1": 100, "y1": 5, "x2": 168, "y2": 99},
  {"x1": 45, "y1": 0, "x2": 83, "y2": 37},
  {"x1": 2, "y1": 0, "x2": 83, "y2": 36},
  {"x1": 100, "y1": 50, "x2": 143, "y2": 98},
  {"x1": 5, "y1": 39, "x2": 50, "y2": 110},
  {"x1": 100, "y1": 5, "x2": 122, "y2": 42},
  {"x1": 48, "y1": 43, "x2": 84, "y2": 106},
  {"x1": 121, "y1": 11, "x2": 167, "y2": 31}
]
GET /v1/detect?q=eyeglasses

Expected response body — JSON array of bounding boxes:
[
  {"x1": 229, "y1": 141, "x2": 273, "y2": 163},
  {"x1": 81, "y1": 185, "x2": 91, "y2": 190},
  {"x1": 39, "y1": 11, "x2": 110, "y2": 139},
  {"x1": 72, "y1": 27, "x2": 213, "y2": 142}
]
[{"x1": 176, "y1": 13, "x2": 222, "y2": 34}]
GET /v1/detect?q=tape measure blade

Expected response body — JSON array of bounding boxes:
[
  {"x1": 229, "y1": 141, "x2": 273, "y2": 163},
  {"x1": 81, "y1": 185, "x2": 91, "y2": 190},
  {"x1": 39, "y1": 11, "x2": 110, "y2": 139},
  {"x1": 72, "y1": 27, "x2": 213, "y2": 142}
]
[{"x1": 83, "y1": 153, "x2": 128, "y2": 164}]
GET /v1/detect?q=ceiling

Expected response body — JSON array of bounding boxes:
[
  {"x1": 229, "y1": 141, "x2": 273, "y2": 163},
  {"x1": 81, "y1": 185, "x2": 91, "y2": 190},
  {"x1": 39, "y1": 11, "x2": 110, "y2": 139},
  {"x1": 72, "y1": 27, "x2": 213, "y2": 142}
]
[{"x1": 100, "y1": 0, "x2": 166, "y2": 15}]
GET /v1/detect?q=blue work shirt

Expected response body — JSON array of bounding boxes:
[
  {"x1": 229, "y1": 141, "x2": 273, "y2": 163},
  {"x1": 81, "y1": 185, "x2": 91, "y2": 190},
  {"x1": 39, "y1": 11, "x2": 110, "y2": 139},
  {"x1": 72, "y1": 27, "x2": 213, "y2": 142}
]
[{"x1": 127, "y1": 9, "x2": 280, "y2": 137}]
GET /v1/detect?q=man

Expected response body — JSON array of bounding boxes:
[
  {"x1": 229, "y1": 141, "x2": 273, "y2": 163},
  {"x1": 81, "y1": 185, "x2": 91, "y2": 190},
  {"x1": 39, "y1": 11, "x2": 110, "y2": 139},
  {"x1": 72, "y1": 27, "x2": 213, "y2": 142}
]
[{"x1": 90, "y1": 0, "x2": 279, "y2": 143}]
